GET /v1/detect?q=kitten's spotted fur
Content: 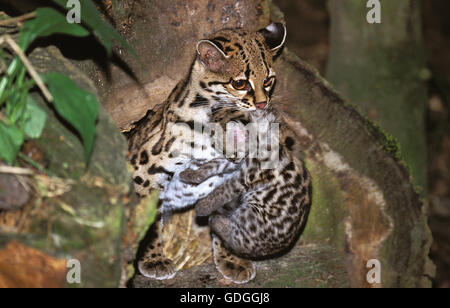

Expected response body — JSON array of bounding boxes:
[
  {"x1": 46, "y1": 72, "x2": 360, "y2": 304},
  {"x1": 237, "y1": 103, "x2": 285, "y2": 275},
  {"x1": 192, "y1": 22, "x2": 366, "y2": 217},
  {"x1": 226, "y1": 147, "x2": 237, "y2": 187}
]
[{"x1": 179, "y1": 107, "x2": 312, "y2": 280}]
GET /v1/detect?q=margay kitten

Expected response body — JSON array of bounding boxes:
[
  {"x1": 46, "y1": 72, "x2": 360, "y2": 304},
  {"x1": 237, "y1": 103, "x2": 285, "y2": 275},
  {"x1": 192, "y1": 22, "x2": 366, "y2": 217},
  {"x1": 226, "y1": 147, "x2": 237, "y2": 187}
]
[
  {"x1": 128, "y1": 23, "x2": 310, "y2": 283},
  {"x1": 179, "y1": 107, "x2": 312, "y2": 282},
  {"x1": 180, "y1": 107, "x2": 312, "y2": 258}
]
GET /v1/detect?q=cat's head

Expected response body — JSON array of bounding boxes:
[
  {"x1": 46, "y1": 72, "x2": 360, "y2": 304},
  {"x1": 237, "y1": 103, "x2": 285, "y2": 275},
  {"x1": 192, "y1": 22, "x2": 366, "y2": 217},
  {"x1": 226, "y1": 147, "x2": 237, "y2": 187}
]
[{"x1": 195, "y1": 23, "x2": 286, "y2": 111}]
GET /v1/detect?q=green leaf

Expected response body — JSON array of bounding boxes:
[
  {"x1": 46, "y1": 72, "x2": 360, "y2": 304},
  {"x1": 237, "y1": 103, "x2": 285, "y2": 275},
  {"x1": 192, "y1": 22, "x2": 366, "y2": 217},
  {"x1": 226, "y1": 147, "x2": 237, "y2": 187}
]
[
  {"x1": 44, "y1": 73, "x2": 99, "y2": 162},
  {"x1": 24, "y1": 96, "x2": 47, "y2": 139},
  {"x1": 0, "y1": 121, "x2": 25, "y2": 165},
  {"x1": 19, "y1": 7, "x2": 90, "y2": 51},
  {"x1": 51, "y1": 0, "x2": 137, "y2": 58}
]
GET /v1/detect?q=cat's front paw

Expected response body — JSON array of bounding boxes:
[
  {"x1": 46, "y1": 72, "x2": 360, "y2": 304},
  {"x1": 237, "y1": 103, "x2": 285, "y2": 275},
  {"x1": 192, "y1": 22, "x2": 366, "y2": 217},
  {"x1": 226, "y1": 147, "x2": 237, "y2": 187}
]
[
  {"x1": 212, "y1": 236, "x2": 256, "y2": 284},
  {"x1": 138, "y1": 257, "x2": 177, "y2": 280},
  {"x1": 179, "y1": 169, "x2": 205, "y2": 185},
  {"x1": 216, "y1": 257, "x2": 256, "y2": 284}
]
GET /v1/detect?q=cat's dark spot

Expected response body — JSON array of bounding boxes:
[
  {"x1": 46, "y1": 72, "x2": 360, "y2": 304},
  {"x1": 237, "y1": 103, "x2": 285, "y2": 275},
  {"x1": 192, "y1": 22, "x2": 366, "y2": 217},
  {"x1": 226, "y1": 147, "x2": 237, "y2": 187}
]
[
  {"x1": 285, "y1": 136, "x2": 295, "y2": 150},
  {"x1": 139, "y1": 151, "x2": 149, "y2": 165},
  {"x1": 134, "y1": 176, "x2": 144, "y2": 185},
  {"x1": 225, "y1": 262, "x2": 235, "y2": 270},
  {"x1": 130, "y1": 154, "x2": 138, "y2": 166}
]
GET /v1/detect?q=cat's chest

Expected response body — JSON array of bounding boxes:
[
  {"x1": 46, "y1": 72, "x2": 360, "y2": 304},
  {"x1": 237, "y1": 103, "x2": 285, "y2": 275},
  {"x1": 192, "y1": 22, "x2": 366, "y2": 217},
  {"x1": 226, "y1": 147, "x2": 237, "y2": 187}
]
[
  {"x1": 156, "y1": 119, "x2": 237, "y2": 211},
  {"x1": 162, "y1": 121, "x2": 222, "y2": 168}
]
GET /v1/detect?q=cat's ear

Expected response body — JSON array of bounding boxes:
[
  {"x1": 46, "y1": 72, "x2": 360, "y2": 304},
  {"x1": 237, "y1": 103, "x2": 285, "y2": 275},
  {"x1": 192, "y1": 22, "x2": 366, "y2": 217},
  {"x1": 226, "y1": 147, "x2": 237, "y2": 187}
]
[
  {"x1": 258, "y1": 22, "x2": 287, "y2": 52},
  {"x1": 196, "y1": 40, "x2": 229, "y2": 73}
]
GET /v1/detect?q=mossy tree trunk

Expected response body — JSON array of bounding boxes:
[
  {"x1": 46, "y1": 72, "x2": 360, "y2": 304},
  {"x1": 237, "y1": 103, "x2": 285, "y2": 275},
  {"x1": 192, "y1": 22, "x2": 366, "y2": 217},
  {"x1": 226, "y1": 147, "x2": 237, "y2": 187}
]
[{"x1": 326, "y1": 0, "x2": 428, "y2": 191}]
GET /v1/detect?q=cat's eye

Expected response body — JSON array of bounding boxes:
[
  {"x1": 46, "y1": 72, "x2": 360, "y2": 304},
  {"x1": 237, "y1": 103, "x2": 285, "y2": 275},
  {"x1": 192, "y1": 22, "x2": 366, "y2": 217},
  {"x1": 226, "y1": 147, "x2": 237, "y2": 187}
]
[
  {"x1": 232, "y1": 79, "x2": 248, "y2": 91},
  {"x1": 264, "y1": 77, "x2": 275, "y2": 88}
]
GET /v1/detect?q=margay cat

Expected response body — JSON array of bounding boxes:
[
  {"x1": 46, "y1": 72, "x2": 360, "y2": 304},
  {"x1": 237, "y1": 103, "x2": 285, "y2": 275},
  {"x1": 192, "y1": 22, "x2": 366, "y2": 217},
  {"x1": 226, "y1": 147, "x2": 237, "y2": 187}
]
[{"x1": 128, "y1": 23, "x2": 311, "y2": 283}]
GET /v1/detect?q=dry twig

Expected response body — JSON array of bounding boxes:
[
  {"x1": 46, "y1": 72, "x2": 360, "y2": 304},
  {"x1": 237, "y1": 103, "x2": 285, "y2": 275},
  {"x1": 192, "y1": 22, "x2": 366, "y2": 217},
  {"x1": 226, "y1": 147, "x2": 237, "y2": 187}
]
[
  {"x1": 0, "y1": 165, "x2": 34, "y2": 175},
  {"x1": 0, "y1": 12, "x2": 36, "y2": 27}
]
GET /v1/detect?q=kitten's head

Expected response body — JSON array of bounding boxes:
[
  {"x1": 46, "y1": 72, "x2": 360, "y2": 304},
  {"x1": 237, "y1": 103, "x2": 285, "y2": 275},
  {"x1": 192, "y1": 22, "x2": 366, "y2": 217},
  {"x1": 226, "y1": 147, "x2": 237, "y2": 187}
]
[{"x1": 195, "y1": 23, "x2": 286, "y2": 111}]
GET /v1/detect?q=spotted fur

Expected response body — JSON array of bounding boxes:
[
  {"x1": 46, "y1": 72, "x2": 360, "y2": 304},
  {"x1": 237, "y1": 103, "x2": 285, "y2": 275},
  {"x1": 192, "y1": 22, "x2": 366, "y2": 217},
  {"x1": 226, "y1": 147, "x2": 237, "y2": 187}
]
[{"x1": 180, "y1": 108, "x2": 312, "y2": 259}]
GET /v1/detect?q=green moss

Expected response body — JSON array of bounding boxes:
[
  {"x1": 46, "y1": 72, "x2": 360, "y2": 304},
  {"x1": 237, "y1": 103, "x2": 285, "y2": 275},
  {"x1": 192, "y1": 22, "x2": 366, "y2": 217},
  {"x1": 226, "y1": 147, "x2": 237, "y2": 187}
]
[
  {"x1": 364, "y1": 115, "x2": 402, "y2": 161},
  {"x1": 132, "y1": 190, "x2": 159, "y2": 241}
]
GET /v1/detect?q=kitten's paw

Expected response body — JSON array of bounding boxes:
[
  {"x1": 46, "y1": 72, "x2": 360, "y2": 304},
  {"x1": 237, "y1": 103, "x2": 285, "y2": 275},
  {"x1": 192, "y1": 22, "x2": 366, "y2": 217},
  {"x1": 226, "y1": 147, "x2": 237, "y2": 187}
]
[
  {"x1": 138, "y1": 258, "x2": 177, "y2": 280},
  {"x1": 179, "y1": 169, "x2": 205, "y2": 185},
  {"x1": 195, "y1": 197, "x2": 214, "y2": 216},
  {"x1": 210, "y1": 215, "x2": 232, "y2": 238},
  {"x1": 212, "y1": 236, "x2": 256, "y2": 284}
]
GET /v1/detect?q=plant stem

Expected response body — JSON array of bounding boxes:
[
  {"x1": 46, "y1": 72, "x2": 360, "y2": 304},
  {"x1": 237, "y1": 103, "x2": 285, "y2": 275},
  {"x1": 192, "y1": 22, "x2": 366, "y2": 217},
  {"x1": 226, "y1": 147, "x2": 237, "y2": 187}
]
[
  {"x1": 18, "y1": 152, "x2": 57, "y2": 178},
  {"x1": 2, "y1": 79, "x2": 34, "y2": 101}
]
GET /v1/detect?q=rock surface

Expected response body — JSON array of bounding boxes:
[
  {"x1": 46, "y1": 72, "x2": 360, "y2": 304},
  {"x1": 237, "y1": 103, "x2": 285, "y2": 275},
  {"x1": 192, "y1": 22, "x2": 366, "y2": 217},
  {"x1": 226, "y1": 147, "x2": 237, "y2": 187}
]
[
  {"x1": 131, "y1": 244, "x2": 350, "y2": 288},
  {"x1": 0, "y1": 36, "x2": 135, "y2": 287}
]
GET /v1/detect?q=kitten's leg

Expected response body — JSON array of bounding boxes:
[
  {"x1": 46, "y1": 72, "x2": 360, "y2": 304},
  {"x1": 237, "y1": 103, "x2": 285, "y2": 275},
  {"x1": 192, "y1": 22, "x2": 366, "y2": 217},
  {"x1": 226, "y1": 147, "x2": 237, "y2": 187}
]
[
  {"x1": 212, "y1": 234, "x2": 256, "y2": 284},
  {"x1": 195, "y1": 180, "x2": 244, "y2": 216},
  {"x1": 212, "y1": 196, "x2": 305, "y2": 258},
  {"x1": 210, "y1": 207, "x2": 264, "y2": 258},
  {"x1": 179, "y1": 158, "x2": 239, "y2": 185},
  {"x1": 138, "y1": 215, "x2": 177, "y2": 280}
]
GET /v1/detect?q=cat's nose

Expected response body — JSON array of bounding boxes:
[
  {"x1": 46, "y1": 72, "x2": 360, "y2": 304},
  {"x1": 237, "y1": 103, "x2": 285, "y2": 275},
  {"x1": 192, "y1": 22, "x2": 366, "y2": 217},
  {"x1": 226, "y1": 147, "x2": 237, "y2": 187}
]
[{"x1": 255, "y1": 102, "x2": 267, "y2": 110}]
